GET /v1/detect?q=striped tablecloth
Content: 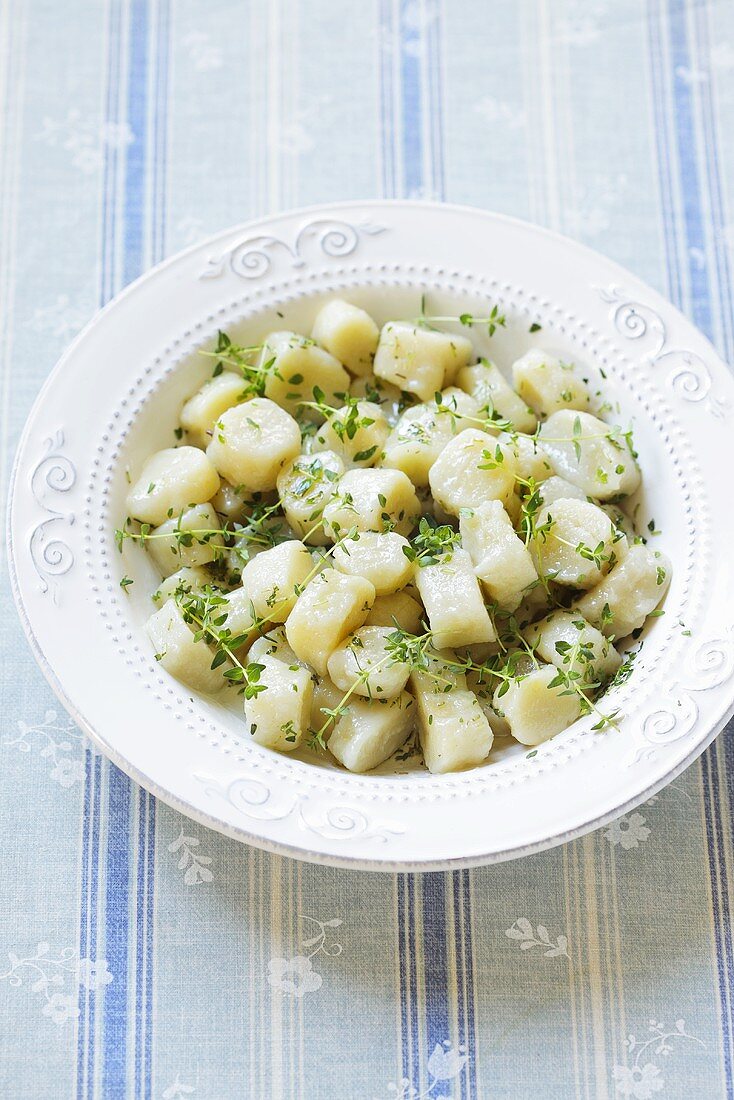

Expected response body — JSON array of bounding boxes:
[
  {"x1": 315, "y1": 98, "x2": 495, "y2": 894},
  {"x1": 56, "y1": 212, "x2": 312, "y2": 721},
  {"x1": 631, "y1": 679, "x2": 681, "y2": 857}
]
[{"x1": 2, "y1": 1, "x2": 734, "y2": 1097}]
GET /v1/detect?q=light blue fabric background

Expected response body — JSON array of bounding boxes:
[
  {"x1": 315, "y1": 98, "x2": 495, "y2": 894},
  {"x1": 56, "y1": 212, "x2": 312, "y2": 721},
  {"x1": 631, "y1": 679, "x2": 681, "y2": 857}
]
[{"x1": 1, "y1": 1, "x2": 734, "y2": 1097}]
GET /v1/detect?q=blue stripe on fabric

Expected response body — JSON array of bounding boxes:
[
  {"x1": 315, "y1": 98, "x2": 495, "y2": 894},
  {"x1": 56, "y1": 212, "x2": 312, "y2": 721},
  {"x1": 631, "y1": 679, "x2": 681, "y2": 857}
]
[
  {"x1": 103, "y1": 1, "x2": 151, "y2": 1095},
  {"x1": 144, "y1": 796, "x2": 156, "y2": 1099},
  {"x1": 667, "y1": 0, "x2": 713, "y2": 336},
  {"x1": 102, "y1": 767, "x2": 133, "y2": 1099},
  {"x1": 658, "y1": 1, "x2": 734, "y2": 1091},
  {"x1": 134, "y1": 794, "x2": 148, "y2": 1100},
  {"x1": 123, "y1": 0, "x2": 151, "y2": 286},
  {"x1": 421, "y1": 873, "x2": 451, "y2": 1068},
  {"x1": 400, "y1": 0, "x2": 422, "y2": 198},
  {"x1": 692, "y1": 0, "x2": 734, "y2": 360}
]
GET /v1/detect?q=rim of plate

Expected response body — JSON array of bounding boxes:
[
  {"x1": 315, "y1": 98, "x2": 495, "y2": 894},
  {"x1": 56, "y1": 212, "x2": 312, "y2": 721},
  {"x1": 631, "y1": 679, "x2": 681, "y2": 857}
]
[{"x1": 7, "y1": 199, "x2": 734, "y2": 871}]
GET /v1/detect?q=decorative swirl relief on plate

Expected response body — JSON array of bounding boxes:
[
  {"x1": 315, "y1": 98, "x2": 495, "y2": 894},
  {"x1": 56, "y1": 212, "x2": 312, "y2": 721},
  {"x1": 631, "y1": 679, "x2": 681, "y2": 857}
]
[
  {"x1": 28, "y1": 430, "x2": 76, "y2": 603},
  {"x1": 596, "y1": 284, "x2": 730, "y2": 418},
  {"x1": 629, "y1": 628, "x2": 734, "y2": 764},
  {"x1": 195, "y1": 772, "x2": 405, "y2": 843},
  {"x1": 200, "y1": 217, "x2": 387, "y2": 280}
]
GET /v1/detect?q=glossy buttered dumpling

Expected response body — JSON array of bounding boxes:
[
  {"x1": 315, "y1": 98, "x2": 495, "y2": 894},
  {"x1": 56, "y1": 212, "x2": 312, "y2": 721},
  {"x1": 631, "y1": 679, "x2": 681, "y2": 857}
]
[
  {"x1": 206, "y1": 397, "x2": 301, "y2": 492},
  {"x1": 126, "y1": 446, "x2": 220, "y2": 526},
  {"x1": 374, "y1": 322, "x2": 473, "y2": 401},
  {"x1": 415, "y1": 548, "x2": 496, "y2": 649},
  {"x1": 412, "y1": 658, "x2": 494, "y2": 774},
  {"x1": 240, "y1": 540, "x2": 313, "y2": 621},
  {"x1": 311, "y1": 299, "x2": 380, "y2": 377},
  {"x1": 459, "y1": 500, "x2": 537, "y2": 610},
  {"x1": 146, "y1": 503, "x2": 224, "y2": 577},
  {"x1": 428, "y1": 430, "x2": 518, "y2": 516},
  {"x1": 575, "y1": 543, "x2": 671, "y2": 639},
  {"x1": 322, "y1": 468, "x2": 421, "y2": 538},
  {"x1": 327, "y1": 691, "x2": 415, "y2": 773},
  {"x1": 538, "y1": 410, "x2": 641, "y2": 500},
  {"x1": 380, "y1": 387, "x2": 480, "y2": 487},
  {"x1": 285, "y1": 569, "x2": 375, "y2": 676},
  {"x1": 512, "y1": 350, "x2": 591, "y2": 417},
  {"x1": 332, "y1": 531, "x2": 414, "y2": 594},
  {"x1": 244, "y1": 656, "x2": 314, "y2": 751},
  {"x1": 259, "y1": 331, "x2": 350, "y2": 415},
  {"x1": 180, "y1": 373, "x2": 247, "y2": 448},
  {"x1": 327, "y1": 626, "x2": 411, "y2": 699},
  {"x1": 457, "y1": 360, "x2": 537, "y2": 433},
  {"x1": 524, "y1": 610, "x2": 621, "y2": 685},
  {"x1": 531, "y1": 498, "x2": 626, "y2": 589},
  {"x1": 312, "y1": 400, "x2": 390, "y2": 467},
  {"x1": 276, "y1": 450, "x2": 345, "y2": 545},
  {"x1": 494, "y1": 664, "x2": 582, "y2": 747},
  {"x1": 146, "y1": 599, "x2": 225, "y2": 694}
]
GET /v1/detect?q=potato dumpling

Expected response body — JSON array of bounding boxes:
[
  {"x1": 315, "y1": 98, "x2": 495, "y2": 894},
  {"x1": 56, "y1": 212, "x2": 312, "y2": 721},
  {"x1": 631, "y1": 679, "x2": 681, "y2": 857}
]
[
  {"x1": 457, "y1": 360, "x2": 537, "y2": 433},
  {"x1": 524, "y1": 610, "x2": 621, "y2": 687},
  {"x1": 152, "y1": 565, "x2": 211, "y2": 605},
  {"x1": 218, "y1": 586, "x2": 259, "y2": 651},
  {"x1": 374, "y1": 321, "x2": 474, "y2": 401},
  {"x1": 260, "y1": 331, "x2": 350, "y2": 415},
  {"x1": 248, "y1": 625, "x2": 300, "y2": 665},
  {"x1": 146, "y1": 599, "x2": 224, "y2": 694},
  {"x1": 498, "y1": 431, "x2": 553, "y2": 483},
  {"x1": 494, "y1": 664, "x2": 582, "y2": 746},
  {"x1": 459, "y1": 500, "x2": 538, "y2": 610},
  {"x1": 333, "y1": 530, "x2": 413, "y2": 594},
  {"x1": 365, "y1": 590, "x2": 424, "y2": 634},
  {"x1": 574, "y1": 544, "x2": 671, "y2": 639},
  {"x1": 126, "y1": 446, "x2": 220, "y2": 526},
  {"x1": 241, "y1": 540, "x2": 313, "y2": 621},
  {"x1": 536, "y1": 474, "x2": 586, "y2": 507},
  {"x1": 206, "y1": 397, "x2": 301, "y2": 492},
  {"x1": 312, "y1": 400, "x2": 390, "y2": 467},
  {"x1": 327, "y1": 626, "x2": 411, "y2": 699},
  {"x1": 415, "y1": 548, "x2": 496, "y2": 649},
  {"x1": 146, "y1": 504, "x2": 225, "y2": 577},
  {"x1": 276, "y1": 450, "x2": 345, "y2": 545},
  {"x1": 428, "y1": 429, "x2": 518, "y2": 517},
  {"x1": 328, "y1": 691, "x2": 415, "y2": 773},
  {"x1": 210, "y1": 481, "x2": 253, "y2": 523},
  {"x1": 322, "y1": 468, "x2": 421, "y2": 539},
  {"x1": 538, "y1": 410, "x2": 641, "y2": 500},
  {"x1": 531, "y1": 497, "x2": 626, "y2": 589},
  {"x1": 512, "y1": 350, "x2": 591, "y2": 417},
  {"x1": 180, "y1": 373, "x2": 247, "y2": 448},
  {"x1": 411, "y1": 664, "x2": 493, "y2": 773},
  {"x1": 311, "y1": 299, "x2": 380, "y2": 377},
  {"x1": 285, "y1": 569, "x2": 375, "y2": 675},
  {"x1": 309, "y1": 677, "x2": 348, "y2": 739},
  {"x1": 380, "y1": 387, "x2": 480, "y2": 487},
  {"x1": 244, "y1": 655, "x2": 313, "y2": 751}
]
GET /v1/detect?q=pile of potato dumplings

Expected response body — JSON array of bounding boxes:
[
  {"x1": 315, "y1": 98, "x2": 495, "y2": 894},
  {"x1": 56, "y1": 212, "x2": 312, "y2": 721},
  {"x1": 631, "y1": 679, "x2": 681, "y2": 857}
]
[{"x1": 122, "y1": 298, "x2": 671, "y2": 774}]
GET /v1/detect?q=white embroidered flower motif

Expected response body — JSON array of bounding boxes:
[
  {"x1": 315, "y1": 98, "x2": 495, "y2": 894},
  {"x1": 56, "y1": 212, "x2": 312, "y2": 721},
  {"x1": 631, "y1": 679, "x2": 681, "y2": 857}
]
[
  {"x1": 426, "y1": 1041, "x2": 467, "y2": 1081},
  {"x1": 50, "y1": 757, "x2": 86, "y2": 788},
  {"x1": 613, "y1": 1018, "x2": 705, "y2": 1097},
  {"x1": 6, "y1": 710, "x2": 91, "y2": 787},
  {"x1": 182, "y1": 31, "x2": 222, "y2": 71},
  {"x1": 0, "y1": 942, "x2": 113, "y2": 1027},
  {"x1": 77, "y1": 958, "x2": 113, "y2": 991},
  {"x1": 505, "y1": 918, "x2": 569, "y2": 958},
  {"x1": 267, "y1": 955, "x2": 322, "y2": 998},
  {"x1": 42, "y1": 992, "x2": 79, "y2": 1026},
  {"x1": 266, "y1": 916, "x2": 342, "y2": 998},
  {"x1": 605, "y1": 812, "x2": 650, "y2": 850},
  {"x1": 381, "y1": 1041, "x2": 468, "y2": 1098},
  {"x1": 162, "y1": 1076, "x2": 195, "y2": 1099},
  {"x1": 168, "y1": 828, "x2": 213, "y2": 885},
  {"x1": 35, "y1": 110, "x2": 133, "y2": 174},
  {"x1": 612, "y1": 1063, "x2": 663, "y2": 1099}
]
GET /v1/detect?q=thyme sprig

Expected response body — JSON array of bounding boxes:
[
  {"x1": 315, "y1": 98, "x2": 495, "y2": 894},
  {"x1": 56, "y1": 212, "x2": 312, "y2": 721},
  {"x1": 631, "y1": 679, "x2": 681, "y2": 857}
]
[{"x1": 200, "y1": 330, "x2": 280, "y2": 399}]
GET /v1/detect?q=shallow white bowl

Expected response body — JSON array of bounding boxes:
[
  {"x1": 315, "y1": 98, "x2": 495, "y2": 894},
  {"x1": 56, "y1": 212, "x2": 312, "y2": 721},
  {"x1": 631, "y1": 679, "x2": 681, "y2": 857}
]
[{"x1": 8, "y1": 201, "x2": 734, "y2": 871}]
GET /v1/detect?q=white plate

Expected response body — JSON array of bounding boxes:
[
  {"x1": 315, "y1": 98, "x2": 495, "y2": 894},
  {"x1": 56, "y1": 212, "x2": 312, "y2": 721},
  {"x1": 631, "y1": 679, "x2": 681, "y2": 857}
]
[{"x1": 8, "y1": 201, "x2": 734, "y2": 871}]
